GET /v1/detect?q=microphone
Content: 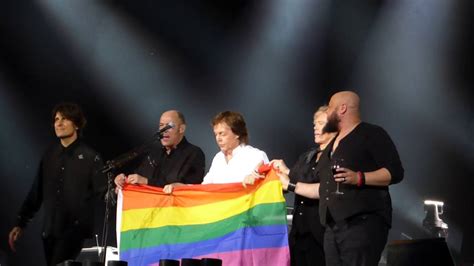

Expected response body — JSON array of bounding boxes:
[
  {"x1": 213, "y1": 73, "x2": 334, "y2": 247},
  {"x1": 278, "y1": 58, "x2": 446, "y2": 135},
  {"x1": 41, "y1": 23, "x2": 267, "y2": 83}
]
[
  {"x1": 101, "y1": 122, "x2": 176, "y2": 173},
  {"x1": 155, "y1": 122, "x2": 175, "y2": 137}
]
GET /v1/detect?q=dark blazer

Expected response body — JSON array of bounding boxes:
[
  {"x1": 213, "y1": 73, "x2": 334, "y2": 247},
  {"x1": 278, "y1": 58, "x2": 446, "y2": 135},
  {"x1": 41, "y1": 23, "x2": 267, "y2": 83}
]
[
  {"x1": 17, "y1": 140, "x2": 106, "y2": 238},
  {"x1": 136, "y1": 137, "x2": 205, "y2": 187}
]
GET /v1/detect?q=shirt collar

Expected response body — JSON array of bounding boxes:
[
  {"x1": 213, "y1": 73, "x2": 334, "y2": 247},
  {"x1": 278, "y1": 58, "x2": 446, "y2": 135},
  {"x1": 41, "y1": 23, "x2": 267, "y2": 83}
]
[
  {"x1": 60, "y1": 138, "x2": 80, "y2": 154},
  {"x1": 161, "y1": 136, "x2": 189, "y2": 154},
  {"x1": 176, "y1": 136, "x2": 189, "y2": 149},
  {"x1": 230, "y1": 144, "x2": 246, "y2": 156}
]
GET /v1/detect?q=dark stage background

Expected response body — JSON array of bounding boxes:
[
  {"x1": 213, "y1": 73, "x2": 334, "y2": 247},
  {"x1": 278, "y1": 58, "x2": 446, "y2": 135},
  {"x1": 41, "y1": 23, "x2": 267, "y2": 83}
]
[{"x1": 1, "y1": 0, "x2": 473, "y2": 265}]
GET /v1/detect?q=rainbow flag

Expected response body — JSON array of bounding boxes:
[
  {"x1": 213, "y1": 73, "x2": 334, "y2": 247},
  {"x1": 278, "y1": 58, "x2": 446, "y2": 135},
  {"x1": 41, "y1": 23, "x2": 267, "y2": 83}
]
[{"x1": 116, "y1": 170, "x2": 290, "y2": 266}]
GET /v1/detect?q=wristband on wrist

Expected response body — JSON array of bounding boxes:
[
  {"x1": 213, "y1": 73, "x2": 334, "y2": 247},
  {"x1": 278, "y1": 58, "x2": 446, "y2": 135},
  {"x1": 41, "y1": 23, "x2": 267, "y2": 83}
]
[
  {"x1": 287, "y1": 182, "x2": 296, "y2": 192},
  {"x1": 357, "y1": 171, "x2": 366, "y2": 187}
]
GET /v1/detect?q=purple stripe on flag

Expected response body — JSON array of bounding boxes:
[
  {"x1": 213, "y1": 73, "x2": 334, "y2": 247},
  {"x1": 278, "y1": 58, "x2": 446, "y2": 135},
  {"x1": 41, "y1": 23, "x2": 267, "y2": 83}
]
[
  {"x1": 121, "y1": 225, "x2": 289, "y2": 266},
  {"x1": 194, "y1": 247, "x2": 290, "y2": 266}
]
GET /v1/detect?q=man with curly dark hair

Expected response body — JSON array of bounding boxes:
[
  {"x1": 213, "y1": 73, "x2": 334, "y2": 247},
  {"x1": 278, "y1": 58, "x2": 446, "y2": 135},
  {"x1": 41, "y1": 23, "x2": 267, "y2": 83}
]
[{"x1": 9, "y1": 102, "x2": 106, "y2": 266}]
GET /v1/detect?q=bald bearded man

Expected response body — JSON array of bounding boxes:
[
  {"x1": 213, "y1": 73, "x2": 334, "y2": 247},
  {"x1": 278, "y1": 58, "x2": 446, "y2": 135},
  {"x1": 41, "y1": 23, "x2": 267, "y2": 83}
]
[
  {"x1": 274, "y1": 92, "x2": 404, "y2": 266},
  {"x1": 317, "y1": 91, "x2": 404, "y2": 266}
]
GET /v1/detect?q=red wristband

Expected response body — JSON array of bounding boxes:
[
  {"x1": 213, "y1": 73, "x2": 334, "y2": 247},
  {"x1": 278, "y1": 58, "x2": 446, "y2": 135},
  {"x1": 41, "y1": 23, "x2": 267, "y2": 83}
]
[{"x1": 357, "y1": 171, "x2": 365, "y2": 187}]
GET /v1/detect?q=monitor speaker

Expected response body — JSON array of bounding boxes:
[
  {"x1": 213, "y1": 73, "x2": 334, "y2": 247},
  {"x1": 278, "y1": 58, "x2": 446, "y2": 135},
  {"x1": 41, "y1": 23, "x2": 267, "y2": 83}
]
[{"x1": 387, "y1": 238, "x2": 454, "y2": 266}]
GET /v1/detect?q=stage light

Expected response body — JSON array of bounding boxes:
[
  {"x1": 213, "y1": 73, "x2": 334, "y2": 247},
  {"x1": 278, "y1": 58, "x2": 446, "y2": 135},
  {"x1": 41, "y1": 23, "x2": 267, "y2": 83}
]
[
  {"x1": 36, "y1": 0, "x2": 192, "y2": 138},
  {"x1": 423, "y1": 200, "x2": 448, "y2": 238}
]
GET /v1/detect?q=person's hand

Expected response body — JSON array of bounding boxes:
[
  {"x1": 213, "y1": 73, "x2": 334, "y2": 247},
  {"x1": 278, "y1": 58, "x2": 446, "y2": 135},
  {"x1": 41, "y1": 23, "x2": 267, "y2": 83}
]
[
  {"x1": 8, "y1": 226, "x2": 22, "y2": 252},
  {"x1": 242, "y1": 172, "x2": 265, "y2": 188},
  {"x1": 242, "y1": 174, "x2": 256, "y2": 188},
  {"x1": 269, "y1": 159, "x2": 293, "y2": 190},
  {"x1": 242, "y1": 161, "x2": 265, "y2": 188},
  {"x1": 275, "y1": 171, "x2": 291, "y2": 190},
  {"x1": 270, "y1": 159, "x2": 290, "y2": 175},
  {"x1": 126, "y1": 174, "x2": 148, "y2": 185},
  {"x1": 163, "y1": 183, "x2": 184, "y2": 194},
  {"x1": 163, "y1": 184, "x2": 174, "y2": 194},
  {"x1": 333, "y1": 167, "x2": 357, "y2": 185},
  {"x1": 114, "y1": 173, "x2": 126, "y2": 190}
]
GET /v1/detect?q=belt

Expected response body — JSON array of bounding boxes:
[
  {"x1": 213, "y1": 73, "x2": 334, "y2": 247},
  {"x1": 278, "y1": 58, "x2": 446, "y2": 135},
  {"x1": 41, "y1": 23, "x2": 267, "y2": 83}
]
[{"x1": 327, "y1": 214, "x2": 371, "y2": 231}]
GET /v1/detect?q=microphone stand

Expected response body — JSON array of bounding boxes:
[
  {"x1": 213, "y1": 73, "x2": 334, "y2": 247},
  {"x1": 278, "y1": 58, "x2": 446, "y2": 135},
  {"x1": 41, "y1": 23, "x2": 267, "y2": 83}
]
[{"x1": 99, "y1": 132, "x2": 164, "y2": 263}]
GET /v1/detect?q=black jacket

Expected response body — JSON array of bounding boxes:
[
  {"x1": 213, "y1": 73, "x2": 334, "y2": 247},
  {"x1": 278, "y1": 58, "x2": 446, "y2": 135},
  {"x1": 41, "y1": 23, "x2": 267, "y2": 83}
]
[
  {"x1": 135, "y1": 137, "x2": 205, "y2": 187},
  {"x1": 16, "y1": 139, "x2": 106, "y2": 238},
  {"x1": 289, "y1": 148, "x2": 325, "y2": 244}
]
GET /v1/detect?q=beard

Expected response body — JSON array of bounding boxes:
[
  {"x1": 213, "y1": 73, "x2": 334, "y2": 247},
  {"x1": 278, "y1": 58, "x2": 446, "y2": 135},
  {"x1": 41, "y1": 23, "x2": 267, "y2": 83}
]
[{"x1": 323, "y1": 110, "x2": 340, "y2": 133}]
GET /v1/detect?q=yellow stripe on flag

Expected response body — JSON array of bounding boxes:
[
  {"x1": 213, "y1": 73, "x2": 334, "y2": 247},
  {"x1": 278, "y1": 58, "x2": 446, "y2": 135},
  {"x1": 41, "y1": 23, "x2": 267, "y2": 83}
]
[{"x1": 121, "y1": 179, "x2": 284, "y2": 232}]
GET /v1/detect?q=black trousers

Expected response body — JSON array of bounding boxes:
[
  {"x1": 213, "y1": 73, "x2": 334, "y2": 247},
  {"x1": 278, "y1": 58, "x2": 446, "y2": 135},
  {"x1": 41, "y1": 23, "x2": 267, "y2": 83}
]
[
  {"x1": 43, "y1": 231, "x2": 85, "y2": 266},
  {"x1": 324, "y1": 214, "x2": 388, "y2": 266},
  {"x1": 290, "y1": 232, "x2": 326, "y2": 266}
]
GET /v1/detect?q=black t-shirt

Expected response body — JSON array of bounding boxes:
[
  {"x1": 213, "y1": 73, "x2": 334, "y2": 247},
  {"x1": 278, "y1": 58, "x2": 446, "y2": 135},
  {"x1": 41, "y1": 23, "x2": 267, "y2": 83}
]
[
  {"x1": 318, "y1": 122, "x2": 404, "y2": 227},
  {"x1": 136, "y1": 137, "x2": 205, "y2": 187}
]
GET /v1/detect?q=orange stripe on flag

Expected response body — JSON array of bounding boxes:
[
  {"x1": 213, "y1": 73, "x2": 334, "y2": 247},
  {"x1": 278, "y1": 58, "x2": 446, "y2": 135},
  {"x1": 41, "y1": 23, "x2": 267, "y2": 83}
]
[{"x1": 121, "y1": 169, "x2": 279, "y2": 210}]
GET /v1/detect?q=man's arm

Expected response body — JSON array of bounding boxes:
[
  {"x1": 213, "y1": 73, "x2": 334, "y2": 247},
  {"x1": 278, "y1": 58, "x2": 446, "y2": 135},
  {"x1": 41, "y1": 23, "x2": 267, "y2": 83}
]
[
  {"x1": 271, "y1": 159, "x2": 320, "y2": 199},
  {"x1": 10, "y1": 161, "x2": 44, "y2": 251},
  {"x1": 278, "y1": 171, "x2": 320, "y2": 199},
  {"x1": 365, "y1": 168, "x2": 392, "y2": 186},
  {"x1": 334, "y1": 127, "x2": 404, "y2": 186},
  {"x1": 16, "y1": 161, "x2": 44, "y2": 228},
  {"x1": 369, "y1": 127, "x2": 404, "y2": 184},
  {"x1": 334, "y1": 167, "x2": 392, "y2": 187}
]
